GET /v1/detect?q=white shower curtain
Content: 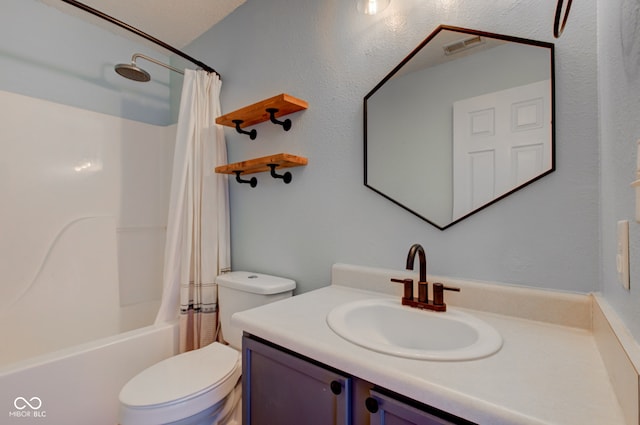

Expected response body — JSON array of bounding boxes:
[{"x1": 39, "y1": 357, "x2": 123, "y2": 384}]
[{"x1": 155, "y1": 69, "x2": 230, "y2": 353}]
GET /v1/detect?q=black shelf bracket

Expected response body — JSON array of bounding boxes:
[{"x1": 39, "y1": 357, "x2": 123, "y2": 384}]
[
  {"x1": 268, "y1": 164, "x2": 292, "y2": 184},
  {"x1": 232, "y1": 120, "x2": 257, "y2": 140},
  {"x1": 266, "y1": 108, "x2": 292, "y2": 131},
  {"x1": 233, "y1": 171, "x2": 257, "y2": 187}
]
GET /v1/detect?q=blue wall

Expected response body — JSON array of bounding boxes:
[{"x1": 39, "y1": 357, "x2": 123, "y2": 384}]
[
  {"x1": 9, "y1": 0, "x2": 640, "y2": 344},
  {"x1": 1, "y1": 0, "x2": 173, "y2": 125},
  {"x1": 185, "y1": 0, "x2": 600, "y2": 298},
  {"x1": 598, "y1": 0, "x2": 640, "y2": 340}
]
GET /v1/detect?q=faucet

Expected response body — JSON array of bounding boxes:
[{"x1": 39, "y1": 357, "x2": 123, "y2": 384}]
[
  {"x1": 406, "y1": 243, "x2": 427, "y2": 283},
  {"x1": 391, "y1": 243, "x2": 460, "y2": 312},
  {"x1": 406, "y1": 243, "x2": 428, "y2": 303}
]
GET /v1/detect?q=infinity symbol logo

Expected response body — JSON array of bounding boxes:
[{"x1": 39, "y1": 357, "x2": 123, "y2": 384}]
[{"x1": 14, "y1": 397, "x2": 42, "y2": 410}]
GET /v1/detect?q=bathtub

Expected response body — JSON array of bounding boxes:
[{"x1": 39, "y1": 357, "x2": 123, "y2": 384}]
[
  {"x1": 0, "y1": 216, "x2": 179, "y2": 424},
  {"x1": 1, "y1": 92, "x2": 178, "y2": 424},
  {"x1": 0, "y1": 320, "x2": 179, "y2": 425}
]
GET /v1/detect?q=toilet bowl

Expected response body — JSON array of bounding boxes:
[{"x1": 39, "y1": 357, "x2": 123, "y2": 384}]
[
  {"x1": 118, "y1": 272, "x2": 295, "y2": 425},
  {"x1": 119, "y1": 342, "x2": 241, "y2": 425}
]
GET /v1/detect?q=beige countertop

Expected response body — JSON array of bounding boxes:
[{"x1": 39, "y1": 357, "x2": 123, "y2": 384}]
[{"x1": 231, "y1": 264, "x2": 626, "y2": 425}]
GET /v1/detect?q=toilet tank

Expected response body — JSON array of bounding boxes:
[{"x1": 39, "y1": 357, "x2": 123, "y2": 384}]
[{"x1": 215, "y1": 271, "x2": 295, "y2": 349}]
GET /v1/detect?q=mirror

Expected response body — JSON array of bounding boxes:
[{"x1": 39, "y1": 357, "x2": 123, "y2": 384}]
[{"x1": 364, "y1": 25, "x2": 555, "y2": 230}]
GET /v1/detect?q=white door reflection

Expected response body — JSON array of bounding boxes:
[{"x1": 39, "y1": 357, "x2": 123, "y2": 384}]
[{"x1": 452, "y1": 79, "x2": 551, "y2": 220}]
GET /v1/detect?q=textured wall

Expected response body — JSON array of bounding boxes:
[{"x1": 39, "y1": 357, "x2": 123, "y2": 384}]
[
  {"x1": 185, "y1": 0, "x2": 598, "y2": 295},
  {"x1": 1, "y1": 0, "x2": 173, "y2": 125},
  {"x1": 598, "y1": 0, "x2": 640, "y2": 340}
]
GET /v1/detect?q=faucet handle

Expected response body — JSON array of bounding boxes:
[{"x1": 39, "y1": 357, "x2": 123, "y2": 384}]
[
  {"x1": 432, "y1": 282, "x2": 460, "y2": 306},
  {"x1": 390, "y1": 278, "x2": 413, "y2": 300}
]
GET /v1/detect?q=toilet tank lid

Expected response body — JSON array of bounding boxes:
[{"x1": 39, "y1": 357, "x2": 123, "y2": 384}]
[{"x1": 215, "y1": 271, "x2": 296, "y2": 294}]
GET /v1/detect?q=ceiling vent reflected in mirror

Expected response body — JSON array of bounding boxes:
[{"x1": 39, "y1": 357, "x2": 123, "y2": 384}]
[
  {"x1": 364, "y1": 25, "x2": 555, "y2": 230},
  {"x1": 442, "y1": 35, "x2": 484, "y2": 56}
]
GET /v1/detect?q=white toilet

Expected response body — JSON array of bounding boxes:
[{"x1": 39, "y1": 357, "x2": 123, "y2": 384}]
[{"x1": 118, "y1": 272, "x2": 295, "y2": 425}]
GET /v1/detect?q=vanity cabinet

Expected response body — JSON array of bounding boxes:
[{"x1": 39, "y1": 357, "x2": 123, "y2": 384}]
[
  {"x1": 366, "y1": 390, "x2": 465, "y2": 425},
  {"x1": 242, "y1": 335, "x2": 475, "y2": 425},
  {"x1": 242, "y1": 335, "x2": 351, "y2": 425}
]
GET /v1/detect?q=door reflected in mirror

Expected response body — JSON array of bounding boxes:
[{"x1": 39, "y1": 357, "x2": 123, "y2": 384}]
[{"x1": 364, "y1": 25, "x2": 555, "y2": 230}]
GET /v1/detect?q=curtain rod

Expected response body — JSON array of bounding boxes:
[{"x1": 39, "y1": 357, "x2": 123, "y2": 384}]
[{"x1": 60, "y1": 0, "x2": 220, "y2": 78}]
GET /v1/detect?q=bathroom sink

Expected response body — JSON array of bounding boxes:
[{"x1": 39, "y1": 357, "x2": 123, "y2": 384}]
[{"x1": 326, "y1": 298, "x2": 502, "y2": 361}]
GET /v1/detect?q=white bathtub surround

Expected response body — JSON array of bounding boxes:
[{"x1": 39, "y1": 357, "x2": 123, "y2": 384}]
[
  {"x1": 0, "y1": 90, "x2": 175, "y2": 366},
  {"x1": 1, "y1": 321, "x2": 179, "y2": 425},
  {"x1": 232, "y1": 263, "x2": 632, "y2": 425},
  {"x1": 0, "y1": 217, "x2": 120, "y2": 366},
  {"x1": 155, "y1": 70, "x2": 230, "y2": 352}
]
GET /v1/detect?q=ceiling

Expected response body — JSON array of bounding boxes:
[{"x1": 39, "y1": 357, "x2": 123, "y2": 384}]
[{"x1": 40, "y1": 0, "x2": 246, "y2": 49}]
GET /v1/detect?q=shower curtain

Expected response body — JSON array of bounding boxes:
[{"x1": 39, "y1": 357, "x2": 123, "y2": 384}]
[{"x1": 155, "y1": 69, "x2": 230, "y2": 353}]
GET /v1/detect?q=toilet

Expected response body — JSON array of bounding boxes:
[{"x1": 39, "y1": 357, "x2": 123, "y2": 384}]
[{"x1": 118, "y1": 271, "x2": 295, "y2": 425}]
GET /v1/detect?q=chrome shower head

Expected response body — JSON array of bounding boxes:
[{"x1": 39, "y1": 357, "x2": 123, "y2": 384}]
[
  {"x1": 114, "y1": 62, "x2": 151, "y2": 82},
  {"x1": 114, "y1": 53, "x2": 184, "y2": 82}
]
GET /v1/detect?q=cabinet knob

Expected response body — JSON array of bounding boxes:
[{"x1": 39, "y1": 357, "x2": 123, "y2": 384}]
[
  {"x1": 365, "y1": 397, "x2": 379, "y2": 413},
  {"x1": 330, "y1": 380, "x2": 342, "y2": 395}
]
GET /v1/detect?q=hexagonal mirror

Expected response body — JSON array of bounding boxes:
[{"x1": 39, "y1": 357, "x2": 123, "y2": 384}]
[{"x1": 364, "y1": 25, "x2": 555, "y2": 230}]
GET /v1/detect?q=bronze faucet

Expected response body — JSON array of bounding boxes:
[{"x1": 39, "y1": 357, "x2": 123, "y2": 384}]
[
  {"x1": 406, "y1": 243, "x2": 427, "y2": 283},
  {"x1": 391, "y1": 243, "x2": 460, "y2": 312}
]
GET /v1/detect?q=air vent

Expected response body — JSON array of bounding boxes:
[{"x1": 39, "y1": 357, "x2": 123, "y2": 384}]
[{"x1": 442, "y1": 35, "x2": 484, "y2": 56}]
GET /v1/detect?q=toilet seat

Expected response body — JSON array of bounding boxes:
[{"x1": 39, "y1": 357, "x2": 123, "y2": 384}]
[{"x1": 119, "y1": 342, "x2": 241, "y2": 425}]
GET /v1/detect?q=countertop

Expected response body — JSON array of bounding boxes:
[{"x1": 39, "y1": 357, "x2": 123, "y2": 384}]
[{"x1": 232, "y1": 282, "x2": 626, "y2": 424}]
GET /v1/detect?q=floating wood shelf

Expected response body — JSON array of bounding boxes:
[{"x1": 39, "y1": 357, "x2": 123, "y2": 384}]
[
  {"x1": 215, "y1": 93, "x2": 308, "y2": 129},
  {"x1": 215, "y1": 153, "x2": 308, "y2": 176}
]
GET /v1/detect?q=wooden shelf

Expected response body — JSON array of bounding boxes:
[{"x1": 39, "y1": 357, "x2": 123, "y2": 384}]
[
  {"x1": 215, "y1": 93, "x2": 308, "y2": 129},
  {"x1": 215, "y1": 153, "x2": 308, "y2": 176}
]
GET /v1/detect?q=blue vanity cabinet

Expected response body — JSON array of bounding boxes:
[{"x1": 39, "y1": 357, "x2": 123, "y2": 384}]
[
  {"x1": 365, "y1": 390, "x2": 468, "y2": 425},
  {"x1": 242, "y1": 335, "x2": 475, "y2": 425},
  {"x1": 242, "y1": 335, "x2": 351, "y2": 425}
]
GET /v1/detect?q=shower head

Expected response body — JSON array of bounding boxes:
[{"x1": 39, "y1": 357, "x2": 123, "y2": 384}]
[
  {"x1": 114, "y1": 53, "x2": 184, "y2": 82},
  {"x1": 114, "y1": 62, "x2": 151, "y2": 82}
]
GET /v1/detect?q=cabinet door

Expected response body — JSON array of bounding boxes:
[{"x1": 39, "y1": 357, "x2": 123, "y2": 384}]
[
  {"x1": 366, "y1": 390, "x2": 464, "y2": 425},
  {"x1": 243, "y1": 336, "x2": 351, "y2": 425}
]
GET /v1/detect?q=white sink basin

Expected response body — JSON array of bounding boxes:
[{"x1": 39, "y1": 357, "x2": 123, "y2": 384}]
[{"x1": 326, "y1": 298, "x2": 502, "y2": 361}]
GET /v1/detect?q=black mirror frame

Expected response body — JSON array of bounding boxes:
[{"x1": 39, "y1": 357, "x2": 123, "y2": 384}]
[{"x1": 363, "y1": 25, "x2": 556, "y2": 230}]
